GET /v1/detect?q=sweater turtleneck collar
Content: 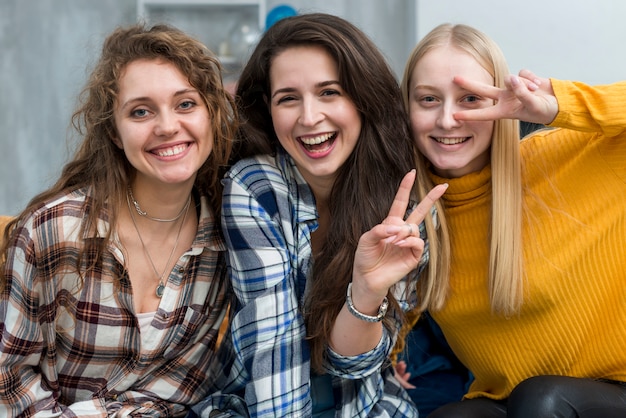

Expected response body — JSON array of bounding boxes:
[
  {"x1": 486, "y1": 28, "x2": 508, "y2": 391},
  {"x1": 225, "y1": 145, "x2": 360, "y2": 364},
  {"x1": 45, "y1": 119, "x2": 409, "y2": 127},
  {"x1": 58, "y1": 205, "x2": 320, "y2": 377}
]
[{"x1": 427, "y1": 164, "x2": 492, "y2": 208}]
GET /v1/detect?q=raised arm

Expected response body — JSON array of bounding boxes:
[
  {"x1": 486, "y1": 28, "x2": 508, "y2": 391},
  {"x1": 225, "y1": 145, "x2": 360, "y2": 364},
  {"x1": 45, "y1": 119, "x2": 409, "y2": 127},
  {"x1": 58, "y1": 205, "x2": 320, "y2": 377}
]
[
  {"x1": 455, "y1": 70, "x2": 626, "y2": 137},
  {"x1": 330, "y1": 170, "x2": 447, "y2": 356}
]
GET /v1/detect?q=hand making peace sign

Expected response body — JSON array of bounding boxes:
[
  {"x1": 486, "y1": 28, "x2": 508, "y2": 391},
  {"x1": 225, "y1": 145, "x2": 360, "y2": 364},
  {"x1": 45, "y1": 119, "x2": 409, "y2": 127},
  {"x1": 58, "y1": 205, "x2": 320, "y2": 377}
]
[
  {"x1": 453, "y1": 69, "x2": 559, "y2": 126},
  {"x1": 350, "y1": 170, "x2": 448, "y2": 310}
]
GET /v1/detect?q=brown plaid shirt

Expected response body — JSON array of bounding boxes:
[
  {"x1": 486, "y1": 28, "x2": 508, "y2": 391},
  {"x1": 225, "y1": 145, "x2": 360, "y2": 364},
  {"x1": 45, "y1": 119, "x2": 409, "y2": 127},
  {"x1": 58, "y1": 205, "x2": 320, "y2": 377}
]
[{"x1": 0, "y1": 188, "x2": 230, "y2": 417}]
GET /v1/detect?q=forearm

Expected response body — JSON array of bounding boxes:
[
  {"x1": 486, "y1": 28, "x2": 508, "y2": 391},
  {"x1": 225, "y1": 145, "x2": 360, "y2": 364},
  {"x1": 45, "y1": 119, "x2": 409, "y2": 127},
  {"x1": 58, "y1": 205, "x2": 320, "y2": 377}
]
[
  {"x1": 549, "y1": 79, "x2": 626, "y2": 136},
  {"x1": 330, "y1": 303, "x2": 384, "y2": 356},
  {"x1": 224, "y1": 219, "x2": 312, "y2": 413},
  {"x1": 0, "y1": 374, "x2": 53, "y2": 417},
  {"x1": 228, "y1": 261, "x2": 313, "y2": 415},
  {"x1": 0, "y1": 373, "x2": 107, "y2": 417},
  {"x1": 329, "y1": 270, "x2": 392, "y2": 355},
  {"x1": 1, "y1": 245, "x2": 52, "y2": 416}
]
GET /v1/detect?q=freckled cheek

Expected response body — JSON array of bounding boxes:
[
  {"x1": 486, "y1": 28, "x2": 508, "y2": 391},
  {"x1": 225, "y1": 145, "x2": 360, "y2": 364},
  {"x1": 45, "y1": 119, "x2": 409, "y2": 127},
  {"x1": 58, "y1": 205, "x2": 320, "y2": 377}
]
[
  {"x1": 131, "y1": 125, "x2": 156, "y2": 144},
  {"x1": 194, "y1": 119, "x2": 214, "y2": 142}
]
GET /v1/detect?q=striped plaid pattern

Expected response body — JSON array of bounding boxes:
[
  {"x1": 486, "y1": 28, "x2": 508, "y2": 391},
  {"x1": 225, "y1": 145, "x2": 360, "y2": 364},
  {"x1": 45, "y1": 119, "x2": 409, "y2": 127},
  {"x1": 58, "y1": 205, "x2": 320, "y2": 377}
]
[
  {"x1": 0, "y1": 189, "x2": 229, "y2": 417},
  {"x1": 194, "y1": 149, "x2": 422, "y2": 417}
]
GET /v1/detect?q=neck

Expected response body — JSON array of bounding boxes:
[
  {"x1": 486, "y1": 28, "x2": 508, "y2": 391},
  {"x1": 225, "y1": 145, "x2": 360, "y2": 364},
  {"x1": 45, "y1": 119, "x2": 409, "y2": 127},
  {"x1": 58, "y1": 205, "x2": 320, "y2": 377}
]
[
  {"x1": 127, "y1": 183, "x2": 194, "y2": 223},
  {"x1": 121, "y1": 189, "x2": 197, "y2": 243},
  {"x1": 309, "y1": 181, "x2": 333, "y2": 210}
]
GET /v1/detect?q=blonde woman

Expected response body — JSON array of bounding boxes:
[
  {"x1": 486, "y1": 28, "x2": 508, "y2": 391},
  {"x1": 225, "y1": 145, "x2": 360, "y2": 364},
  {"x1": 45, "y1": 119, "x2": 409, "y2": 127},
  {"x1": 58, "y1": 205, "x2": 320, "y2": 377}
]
[{"x1": 399, "y1": 23, "x2": 626, "y2": 417}]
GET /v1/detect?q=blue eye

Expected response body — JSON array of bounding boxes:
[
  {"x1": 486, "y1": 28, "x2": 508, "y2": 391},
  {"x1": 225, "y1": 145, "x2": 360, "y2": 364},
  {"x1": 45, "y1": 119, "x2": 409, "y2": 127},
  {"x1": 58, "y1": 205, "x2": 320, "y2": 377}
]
[
  {"x1": 131, "y1": 108, "x2": 149, "y2": 118},
  {"x1": 417, "y1": 95, "x2": 439, "y2": 106},
  {"x1": 179, "y1": 100, "x2": 195, "y2": 110}
]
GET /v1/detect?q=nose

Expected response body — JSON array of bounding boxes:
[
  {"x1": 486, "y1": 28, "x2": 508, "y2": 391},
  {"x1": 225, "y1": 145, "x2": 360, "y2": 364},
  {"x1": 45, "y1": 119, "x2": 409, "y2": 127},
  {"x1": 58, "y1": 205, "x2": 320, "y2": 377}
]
[
  {"x1": 153, "y1": 110, "x2": 180, "y2": 137},
  {"x1": 436, "y1": 103, "x2": 462, "y2": 130},
  {"x1": 298, "y1": 98, "x2": 324, "y2": 126}
]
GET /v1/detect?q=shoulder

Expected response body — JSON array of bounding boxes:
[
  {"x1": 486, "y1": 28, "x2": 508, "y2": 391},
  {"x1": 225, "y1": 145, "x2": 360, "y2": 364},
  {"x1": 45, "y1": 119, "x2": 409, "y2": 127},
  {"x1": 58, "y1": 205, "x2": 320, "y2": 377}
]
[
  {"x1": 223, "y1": 151, "x2": 315, "y2": 220},
  {"x1": 18, "y1": 188, "x2": 98, "y2": 243},
  {"x1": 224, "y1": 155, "x2": 293, "y2": 209},
  {"x1": 226, "y1": 154, "x2": 287, "y2": 190},
  {"x1": 520, "y1": 124, "x2": 601, "y2": 162}
]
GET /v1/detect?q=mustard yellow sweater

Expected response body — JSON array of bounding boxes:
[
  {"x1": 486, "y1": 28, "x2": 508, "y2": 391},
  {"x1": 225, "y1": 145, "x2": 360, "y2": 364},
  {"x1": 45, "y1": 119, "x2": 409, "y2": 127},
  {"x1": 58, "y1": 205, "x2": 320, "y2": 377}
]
[{"x1": 429, "y1": 79, "x2": 626, "y2": 400}]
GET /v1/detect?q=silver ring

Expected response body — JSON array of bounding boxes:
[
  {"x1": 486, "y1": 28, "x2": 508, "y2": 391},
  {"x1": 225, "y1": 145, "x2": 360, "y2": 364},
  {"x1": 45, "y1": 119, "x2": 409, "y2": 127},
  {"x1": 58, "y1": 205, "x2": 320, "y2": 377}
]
[{"x1": 407, "y1": 223, "x2": 414, "y2": 236}]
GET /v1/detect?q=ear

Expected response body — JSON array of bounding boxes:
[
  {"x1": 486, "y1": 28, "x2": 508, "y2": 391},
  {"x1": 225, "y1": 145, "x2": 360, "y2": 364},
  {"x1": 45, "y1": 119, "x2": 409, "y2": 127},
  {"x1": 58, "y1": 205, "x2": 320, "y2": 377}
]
[{"x1": 111, "y1": 137, "x2": 123, "y2": 149}]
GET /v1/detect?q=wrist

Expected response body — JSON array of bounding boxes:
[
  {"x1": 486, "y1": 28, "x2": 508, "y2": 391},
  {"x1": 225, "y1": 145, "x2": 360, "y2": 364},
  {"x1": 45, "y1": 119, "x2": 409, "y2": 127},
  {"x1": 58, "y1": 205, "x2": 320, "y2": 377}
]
[{"x1": 346, "y1": 282, "x2": 388, "y2": 322}]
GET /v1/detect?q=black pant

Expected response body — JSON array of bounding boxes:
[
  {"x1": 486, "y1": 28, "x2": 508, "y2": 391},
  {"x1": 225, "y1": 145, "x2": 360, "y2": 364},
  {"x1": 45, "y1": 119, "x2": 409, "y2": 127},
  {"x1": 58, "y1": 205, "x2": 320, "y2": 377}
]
[{"x1": 427, "y1": 375, "x2": 626, "y2": 418}]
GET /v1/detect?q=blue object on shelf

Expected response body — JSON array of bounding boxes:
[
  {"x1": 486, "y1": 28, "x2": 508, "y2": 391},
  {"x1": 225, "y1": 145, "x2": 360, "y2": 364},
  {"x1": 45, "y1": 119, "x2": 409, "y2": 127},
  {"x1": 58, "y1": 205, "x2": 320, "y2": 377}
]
[{"x1": 265, "y1": 4, "x2": 297, "y2": 30}]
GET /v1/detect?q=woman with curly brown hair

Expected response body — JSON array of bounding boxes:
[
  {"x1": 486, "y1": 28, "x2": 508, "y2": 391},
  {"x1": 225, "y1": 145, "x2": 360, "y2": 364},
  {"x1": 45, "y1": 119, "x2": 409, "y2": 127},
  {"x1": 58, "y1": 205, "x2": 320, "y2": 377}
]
[{"x1": 0, "y1": 23, "x2": 236, "y2": 417}]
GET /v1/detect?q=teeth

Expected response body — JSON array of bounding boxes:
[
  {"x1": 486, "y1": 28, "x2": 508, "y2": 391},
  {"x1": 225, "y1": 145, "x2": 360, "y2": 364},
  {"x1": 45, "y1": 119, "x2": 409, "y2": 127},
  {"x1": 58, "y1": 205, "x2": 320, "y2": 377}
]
[
  {"x1": 156, "y1": 144, "x2": 187, "y2": 157},
  {"x1": 435, "y1": 137, "x2": 467, "y2": 145},
  {"x1": 300, "y1": 132, "x2": 334, "y2": 145}
]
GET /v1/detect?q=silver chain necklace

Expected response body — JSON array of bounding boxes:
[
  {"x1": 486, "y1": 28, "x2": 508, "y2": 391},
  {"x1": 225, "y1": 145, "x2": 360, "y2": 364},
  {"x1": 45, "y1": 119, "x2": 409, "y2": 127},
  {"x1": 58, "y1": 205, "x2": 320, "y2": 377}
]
[
  {"x1": 126, "y1": 191, "x2": 189, "y2": 298},
  {"x1": 128, "y1": 186, "x2": 191, "y2": 222}
]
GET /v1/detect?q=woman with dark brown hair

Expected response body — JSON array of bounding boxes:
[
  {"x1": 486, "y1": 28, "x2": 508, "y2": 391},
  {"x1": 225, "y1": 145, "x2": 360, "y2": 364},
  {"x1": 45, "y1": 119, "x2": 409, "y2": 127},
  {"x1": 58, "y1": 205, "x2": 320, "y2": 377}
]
[{"x1": 193, "y1": 12, "x2": 446, "y2": 418}]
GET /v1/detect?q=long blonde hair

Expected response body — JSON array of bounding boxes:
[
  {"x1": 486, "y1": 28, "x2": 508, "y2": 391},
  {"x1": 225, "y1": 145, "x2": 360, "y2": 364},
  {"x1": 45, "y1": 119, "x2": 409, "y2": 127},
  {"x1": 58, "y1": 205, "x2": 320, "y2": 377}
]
[{"x1": 401, "y1": 23, "x2": 523, "y2": 315}]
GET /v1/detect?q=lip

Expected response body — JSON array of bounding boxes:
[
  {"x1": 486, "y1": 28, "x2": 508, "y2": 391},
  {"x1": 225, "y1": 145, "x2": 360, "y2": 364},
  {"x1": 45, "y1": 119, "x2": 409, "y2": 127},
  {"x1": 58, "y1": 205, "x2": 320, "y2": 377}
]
[
  {"x1": 297, "y1": 132, "x2": 337, "y2": 158},
  {"x1": 431, "y1": 136, "x2": 471, "y2": 145},
  {"x1": 149, "y1": 141, "x2": 191, "y2": 159},
  {"x1": 429, "y1": 136, "x2": 472, "y2": 152}
]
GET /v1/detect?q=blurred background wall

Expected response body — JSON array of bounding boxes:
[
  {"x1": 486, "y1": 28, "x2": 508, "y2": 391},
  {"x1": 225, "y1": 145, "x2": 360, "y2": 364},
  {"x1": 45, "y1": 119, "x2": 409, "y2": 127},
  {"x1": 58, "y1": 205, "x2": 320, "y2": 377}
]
[{"x1": 1, "y1": 0, "x2": 624, "y2": 215}]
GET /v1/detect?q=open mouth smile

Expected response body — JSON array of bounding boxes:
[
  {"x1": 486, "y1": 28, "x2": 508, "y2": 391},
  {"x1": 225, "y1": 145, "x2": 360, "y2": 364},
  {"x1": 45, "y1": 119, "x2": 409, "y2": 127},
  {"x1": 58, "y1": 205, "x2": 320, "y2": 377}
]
[
  {"x1": 299, "y1": 132, "x2": 337, "y2": 153},
  {"x1": 152, "y1": 143, "x2": 189, "y2": 157}
]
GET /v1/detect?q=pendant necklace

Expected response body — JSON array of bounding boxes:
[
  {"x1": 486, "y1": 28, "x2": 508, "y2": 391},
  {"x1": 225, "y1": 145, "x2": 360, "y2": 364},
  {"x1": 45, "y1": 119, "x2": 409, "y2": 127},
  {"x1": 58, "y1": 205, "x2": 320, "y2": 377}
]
[
  {"x1": 126, "y1": 190, "x2": 190, "y2": 298},
  {"x1": 128, "y1": 186, "x2": 191, "y2": 222}
]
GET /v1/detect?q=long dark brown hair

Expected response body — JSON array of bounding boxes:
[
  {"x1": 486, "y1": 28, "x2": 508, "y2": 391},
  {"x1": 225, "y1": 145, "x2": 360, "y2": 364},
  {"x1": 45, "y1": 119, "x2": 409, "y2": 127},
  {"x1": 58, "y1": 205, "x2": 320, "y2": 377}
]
[
  {"x1": 1, "y1": 23, "x2": 236, "y2": 289},
  {"x1": 234, "y1": 13, "x2": 435, "y2": 372}
]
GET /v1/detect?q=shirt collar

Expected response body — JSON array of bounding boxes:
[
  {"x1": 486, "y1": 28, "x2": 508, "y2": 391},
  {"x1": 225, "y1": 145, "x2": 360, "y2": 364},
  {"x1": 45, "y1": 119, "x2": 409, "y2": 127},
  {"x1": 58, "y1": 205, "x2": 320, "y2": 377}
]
[{"x1": 276, "y1": 147, "x2": 318, "y2": 224}]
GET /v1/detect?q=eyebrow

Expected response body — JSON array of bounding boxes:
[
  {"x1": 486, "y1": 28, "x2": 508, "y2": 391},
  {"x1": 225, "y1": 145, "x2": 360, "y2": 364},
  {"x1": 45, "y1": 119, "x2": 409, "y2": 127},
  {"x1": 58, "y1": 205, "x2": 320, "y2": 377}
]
[
  {"x1": 414, "y1": 84, "x2": 478, "y2": 97},
  {"x1": 120, "y1": 88, "x2": 199, "y2": 111},
  {"x1": 414, "y1": 84, "x2": 437, "y2": 91},
  {"x1": 271, "y1": 80, "x2": 340, "y2": 99}
]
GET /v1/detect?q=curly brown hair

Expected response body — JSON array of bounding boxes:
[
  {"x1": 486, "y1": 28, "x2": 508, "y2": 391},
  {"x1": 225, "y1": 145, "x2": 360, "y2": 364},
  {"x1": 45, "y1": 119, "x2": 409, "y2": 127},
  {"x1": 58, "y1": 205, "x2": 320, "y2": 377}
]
[{"x1": 1, "y1": 23, "x2": 236, "y2": 290}]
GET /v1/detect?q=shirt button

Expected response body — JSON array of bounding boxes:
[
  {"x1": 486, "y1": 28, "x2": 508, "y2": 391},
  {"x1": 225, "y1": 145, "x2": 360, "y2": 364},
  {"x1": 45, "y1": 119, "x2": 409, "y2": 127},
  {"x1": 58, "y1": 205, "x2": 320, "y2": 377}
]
[{"x1": 178, "y1": 267, "x2": 184, "y2": 273}]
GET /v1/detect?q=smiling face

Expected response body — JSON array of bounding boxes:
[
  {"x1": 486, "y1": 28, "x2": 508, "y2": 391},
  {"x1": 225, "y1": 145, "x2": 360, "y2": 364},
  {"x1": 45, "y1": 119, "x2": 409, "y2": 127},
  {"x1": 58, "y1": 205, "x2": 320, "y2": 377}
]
[
  {"x1": 269, "y1": 45, "x2": 361, "y2": 194},
  {"x1": 113, "y1": 58, "x2": 213, "y2": 190},
  {"x1": 408, "y1": 45, "x2": 495, "y2": 178}
]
